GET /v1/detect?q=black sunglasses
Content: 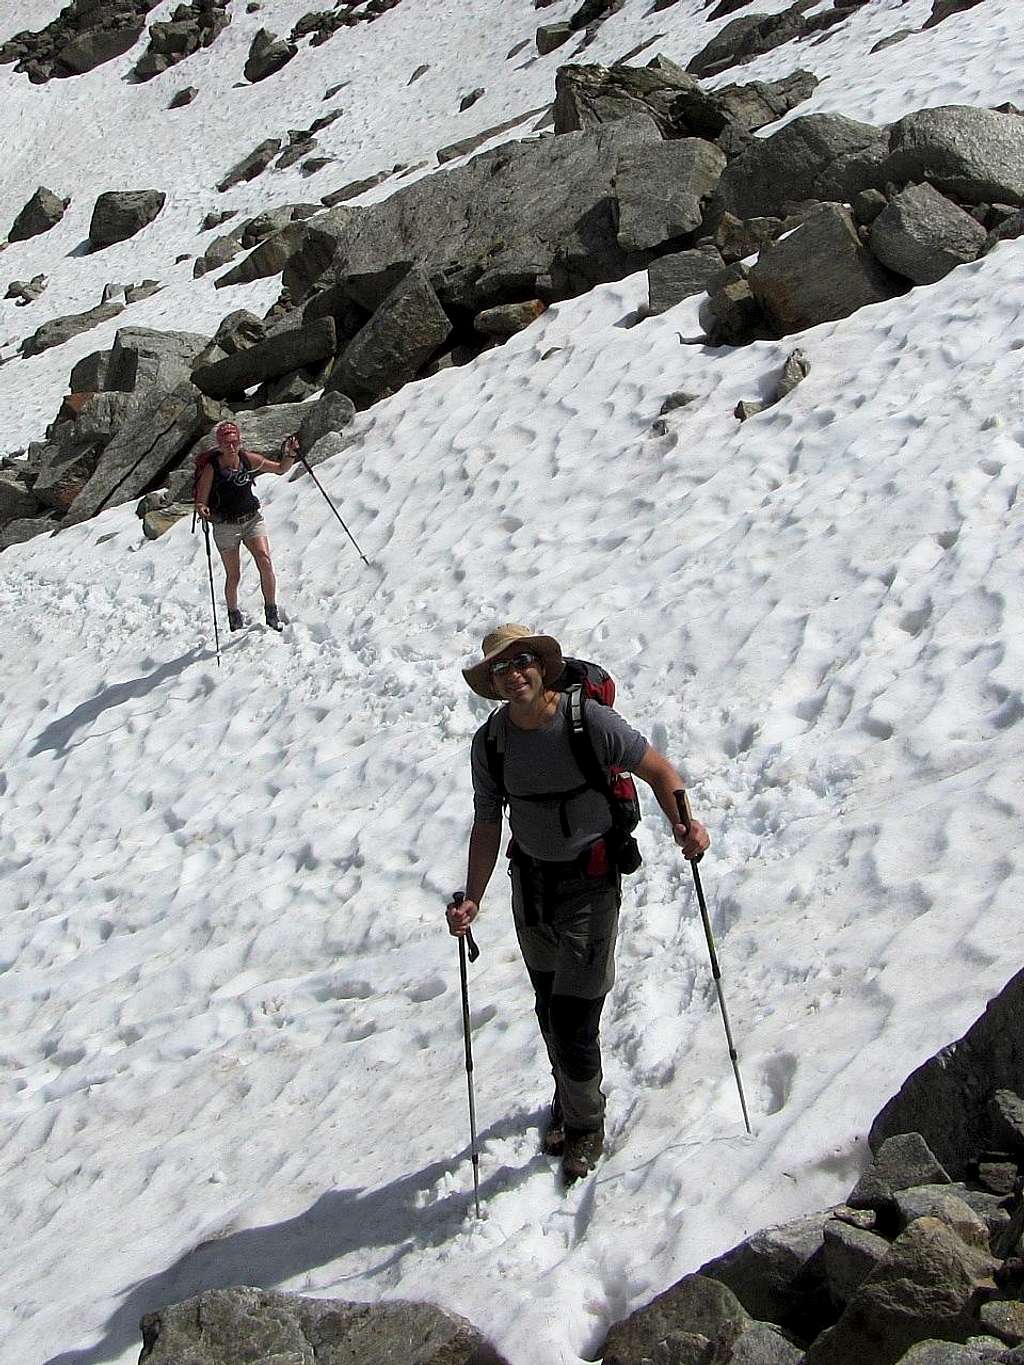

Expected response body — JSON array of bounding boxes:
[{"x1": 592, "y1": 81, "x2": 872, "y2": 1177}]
[{"x1": 491, "y1": 651, "x2": 538, "y2": 678}]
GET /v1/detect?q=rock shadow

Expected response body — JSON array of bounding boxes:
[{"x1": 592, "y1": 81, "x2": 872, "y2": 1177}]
[{"x1": 44, "y1": 1110, "x2": 539, "y2": 1365}]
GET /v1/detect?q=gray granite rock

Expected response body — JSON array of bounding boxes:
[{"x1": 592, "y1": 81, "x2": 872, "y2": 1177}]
[
  {"x1": 106, "y1": 327, "x2": 210, "y2": 394},
  {"x1": 474, "y1": 300, "x2": 546, "y2": 338},
  {"x1": 137, "y1": 1286, "x2": 509, "y2": 1364},
  {"x1": 699, "y1": 1208, "x2": 832, "y2": 1326},
  {"x1": 749, "y1": 204, "x2": 898, "y2": 335},
  {"x1": 20, "y1": 301, "x2": 126, "y2": 358},
  {"x1": 0, "y1": 515, "x2": 58, "y2": 550},
  {"x1": 88, "y1": 189, "x2": 165, "y2": 249},
  {"x1": 869, "y1": 182, "x2": 987, "y2": 284},
  {"x1": 648, "y1": 243, "x2": 725, "y2": 313},
  {"x1": 217, "y1": 138, "x2": 283, "y2": 193},
  {"x1": 849, "y1": 1133, "x2": 953, "y2": 1210},
  {"x1": 615, "y1": 138, "x2": 727, "y2": 251},
  {"x1": 883, "y1": 107, "x2": 1024, "y2": 206},
  {"x1": 328, "y1": 267, "x2": 452, "y2": 406},
  {"x1": 193, "y1": 318, "x2": 337, "y2": 399},
  {"x1": 600, "y1": 1274, "x2": 751, "y2": 1365},
  {"x1": 8, "y1": 185, "x2": 69, "y2": 242},
  {"x1": 822, "y1": 1218, "x2": 891, "y2": 1305},
  {"x1": 893, "y1": 1187, "x2": 992, "y2": 1248},
  {"x1": 244, "y1": 27, "x2": 295, "y2": 82}
]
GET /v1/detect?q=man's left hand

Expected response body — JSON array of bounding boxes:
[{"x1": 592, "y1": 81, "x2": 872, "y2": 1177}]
[{"x1": 673, "y1": 818, "x2": 709, "y2": 861}]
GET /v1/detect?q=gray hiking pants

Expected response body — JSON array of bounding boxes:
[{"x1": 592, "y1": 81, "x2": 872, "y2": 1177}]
[{"x1": 510, "y1": 848, "x2": 620, "y2": 1133}]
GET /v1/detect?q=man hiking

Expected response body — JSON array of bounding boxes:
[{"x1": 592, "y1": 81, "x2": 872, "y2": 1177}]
[
  {"x1": 447, "y1": 624, "x2": 710, "y2": 1183},
  {"x1": 195, "y1": 420, "x2": 299, "y2": 632}
]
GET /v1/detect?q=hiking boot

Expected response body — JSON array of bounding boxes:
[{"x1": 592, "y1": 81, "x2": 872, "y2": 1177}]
[
  {"x1": 227, "y1": 609, "x2": 244, "y2": 632},
  {"x1": 542, "y1": 1094, "x2": 565, "y2": 1157},
  {"x1": 562, "y1": 1125, "x2": 603, "y2": 1184},
  {"x1": 264, "y1": 603, "x2": 283, "y2": 631}
]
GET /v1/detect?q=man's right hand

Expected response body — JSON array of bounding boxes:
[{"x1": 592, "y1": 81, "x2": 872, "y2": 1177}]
[
  {"x1": 446, "y1": 896, "x2": 479, "y2": 936},
  {"x1": 197, "y1": 503, "x2": 211, "y2": 521}
]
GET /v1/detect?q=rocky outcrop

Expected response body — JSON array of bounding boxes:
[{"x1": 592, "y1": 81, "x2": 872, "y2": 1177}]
[
  {"x1": 6, "y1": 274, "x2": 49, "y2": 306},
  {"x1": 88, "y1": 190, "x2": 166, "y2": 249},
  {"x1": 63, "y1": 385, "x2": 216, "y2": 525},
  {"x1": 8, "y1": 186, "x2": 70, "y2": 243},
  {"x1": 132, "y1": 0, "x2": 229, "y2": 81},
  {"x1": 600, "y1": 970, "x2": 1024, "y2": 1364},
  {"x1": 0, "y1": 0, "x2": 157, "y2": 82},
  {"x1": 686, "y1": 0, "x2": 860, "y2": 79},
  {"x1": 138, "y1": 1286, "x2": 510, "y2": 1365}
]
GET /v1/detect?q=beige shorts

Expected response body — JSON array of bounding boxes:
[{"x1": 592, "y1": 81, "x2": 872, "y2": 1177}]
[{"x1": 212, "y1": 513, "x2": 268, "y2": 550}]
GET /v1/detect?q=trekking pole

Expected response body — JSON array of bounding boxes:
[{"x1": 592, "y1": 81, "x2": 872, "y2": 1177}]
[
  {"x1": 296, "y1": 449, "x2": 370, "y2": 567},
  {"x1": 451, "y1": 891, "x2": 482, "y2": 1217},
  {"x1": 201, "y1": 517, "x2": 222, "y2": 669},
  {"x1": 675, "y1": 791, "x2": 751, "y2": 1134}
]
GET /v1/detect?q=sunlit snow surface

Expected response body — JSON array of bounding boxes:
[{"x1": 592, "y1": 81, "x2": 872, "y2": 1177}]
[{"x1": 1, "y1": 2, "x2": 1024, "y2": 1363}]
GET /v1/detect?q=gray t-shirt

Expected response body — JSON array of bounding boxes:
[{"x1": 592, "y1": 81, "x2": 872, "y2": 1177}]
[{"x1": 471, "y1": 695, "x2": 648, "y2": 861}]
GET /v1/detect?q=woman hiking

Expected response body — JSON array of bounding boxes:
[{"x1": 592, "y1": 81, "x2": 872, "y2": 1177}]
[{"x1": 195, "y1": 420, "x2": 299, "y2": 632}]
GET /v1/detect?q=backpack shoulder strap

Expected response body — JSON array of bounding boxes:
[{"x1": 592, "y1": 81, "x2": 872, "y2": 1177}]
[
  {"x1": 565, "y1": 685, "x2": 612, "y2": 799},
  {"x1": 483, "y1": 707, "x2": 507, "y2": 802}
]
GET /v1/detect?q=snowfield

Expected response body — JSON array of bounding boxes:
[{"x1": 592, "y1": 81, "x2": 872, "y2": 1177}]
[{"x1": 1, "y1": 2, "x2": 1024, "y2": 1363}]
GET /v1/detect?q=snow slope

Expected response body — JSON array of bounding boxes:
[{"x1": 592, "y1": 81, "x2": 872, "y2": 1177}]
[{"x1": 2, "y1": 2, "x2": 1024, "y2": 1363}]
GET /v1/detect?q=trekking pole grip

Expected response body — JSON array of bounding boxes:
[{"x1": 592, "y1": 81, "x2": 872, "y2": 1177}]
[
  {"x1": 451, "y1": 891, "x2": 480, "y2": 962},
  {"x1": 674, "y1": 789, "x2": 704, "y2": 863}
]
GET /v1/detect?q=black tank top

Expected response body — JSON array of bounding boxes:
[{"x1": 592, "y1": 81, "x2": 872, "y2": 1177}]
[{"x1": 211, "y1": 452, "x2": 260, "y2": 520}]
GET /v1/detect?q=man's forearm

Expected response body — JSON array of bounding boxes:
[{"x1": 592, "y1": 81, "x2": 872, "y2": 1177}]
[{"x1": 466, "y1": 820, "x2": 502, "y2": 904}]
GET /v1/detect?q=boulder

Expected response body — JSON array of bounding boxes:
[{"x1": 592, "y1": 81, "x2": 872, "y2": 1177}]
[
  {"x1": 30, "y1": 442, "x2": 103, "y2": 512},
  {"x1": 536, "y1": 23, "x2": 573, "y2": 55},
  {"x1": 88, "y1": 189, "x2": 166, "y2": 249},
  {"x1": 979, "y1": 1299, "x2": 1024, "y2": 1345},
  {"x1": 600, "y1": 1274, "x2": 751, "y2": 1365},
  {"x1": 648, "y1": 242, "x2": 724, "y2": 313},
  {"x1": 244, "y1": 28, "x2": 295, "y2": 82},
  {"x1": 138, "y1": 1286, "x2": 509, "y2": 1365},
  {"x1": 20, "y1": 301, "x2": 126, "y2": 358},
  {"x1": 701, "y1": 262, "x2": 771, "y2": 345},
  {"x1": 870, "y1": 968, "x2": 1024, "y2": 1178},
  {"x1": 6, "y1": 274, "x2": 49, "y2": 305},
  {"x1": 328, "y1": 267, "x2": 452, "y2": 406},
  {"x1": 0, "y1": 516, "x2": 58, "y2": 550},
  {"x1": 70, "y1": 350, "x2": 112, "y2": 392},
  {"x1": 898, "y1": 1345, "x2": 1009, "y2": 1364},
  {"x1": 729, "y1": 1322, "x2": 804, "y2": 1363},
  {"x1": 882, "y1": 107, "x2": 1024, "y2": 207},
  {"x1": 749, "y1": 204, "x2": 899, "y2": 335},
  {"x1": 923, "y1": 0, "x2": 988, "y2": 29},
  {"x1": 473, "y1": 299, "x2": 546, "y2": 338},
  {"x1": 869, "y1": 182, "x2": 988, "y2": 283},
  {"x1": 71, "y1": 392, "x2": 146, "y2": 443},
  {"x1": 106, "y1": 327, "x2": 210, "y2": 394},
  {"x1": 297, "y1": 391, "x2": 357, "y2": 451},
  {"x1": 713, "y1": 212, "x2": 782, "y2": 263},
  {"x1": 0, "y1": 474, "x2": 41, "y2": 523},
  {"x1": 822, "y1": 1219, "x2": 891, "y2": 1306},
  {"x1": 8, "y1": 186, "x2": 70, "y2": 243},
  {"x1": 699, "y1": 1209, "x2": 832, "y2": 1328},
  {"x1": 989, "y1": 1090, "x2": 1024, "y2": 1154},
  {"x1": 64, "y1": 386, "x2": 216, "y2": 526},
  {"x1": 553, "y1": 59, "x2": 699, "y2": 135},
  {"x1": 892, "y1": 1188, "x2": 991, "y2": 1249},
  {"x1": 986, "y1": 210, "x2": 1024, "y2": 250},
  {"x1": 715, "y1": 113, "x2": 888, "y2": 221},
  {"x1": 168, "y1": 85, "x2": 198, "y2": 108},
  {"x1": 615, "y1": 139, "x2": 727, "y2": 251},
  {"x1": 686, "y1": 1, "x2": 818, "y2": 79},
  {"x1": 214, "y1": 221, "x2": 307, "y2": 284},
  {"x1": 193, "y1": 318, "x2": 337, "y2": 398},
  {"x1": 217, "y1": 139, "x2": 282, "y2": 193},
  {"x1": 848, "y1": 1133, "x2": 953, "y2": 1211},
  {"x1": 804, "y1": 1218, "x2": 998, "y2": 1365}
]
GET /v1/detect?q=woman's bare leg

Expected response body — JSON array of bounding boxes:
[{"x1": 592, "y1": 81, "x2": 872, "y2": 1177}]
[
  {"x1": 244, "y1": 535, "x2": 277, "y2": 607},
  {"x1": 218, "y1": 544, "x2": 242, "y2": 611}
]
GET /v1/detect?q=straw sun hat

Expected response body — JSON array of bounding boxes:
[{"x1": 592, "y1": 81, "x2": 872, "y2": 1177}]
[{"x1": 462, "y1": 624, "x2": 563, "y2": 701}]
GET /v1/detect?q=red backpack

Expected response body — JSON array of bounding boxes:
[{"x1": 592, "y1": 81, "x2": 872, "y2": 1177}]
[{"x1": 483, "y1": 656, "x2": 643, "y2": 874}]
